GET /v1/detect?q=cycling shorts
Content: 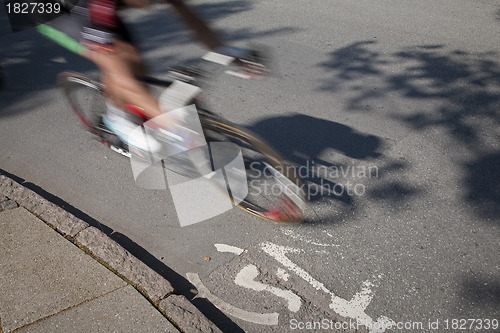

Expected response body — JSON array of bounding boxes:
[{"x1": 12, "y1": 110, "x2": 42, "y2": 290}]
[{"x1": 41, "y1": 0, "x2": 134, "y2": 53}]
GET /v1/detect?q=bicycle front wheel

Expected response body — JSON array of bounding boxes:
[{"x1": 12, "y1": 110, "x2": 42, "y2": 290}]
[{"x1": 200, "y1": 114, "x2": 308, "y2": 223}]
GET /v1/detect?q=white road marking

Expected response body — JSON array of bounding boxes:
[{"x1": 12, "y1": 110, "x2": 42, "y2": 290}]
[
  {"x1": 276, "y1": 268, "x2": 289, "y2": 281},
  {"x1": 186, "y1": 272, "x2": 279, "y2": 326},
  {"x1": 330, "y1": 279, "x2": 394, "y2": 333},
  {"x1": 260, "y1": 242, "x2": 395, "y2": 333},
  {"x1": 280, "y1": 228, "x2": 340, "y2": 247},
  {"x1": 323, "y1": 231, "x2": 335, "y2": 238},
  {"x1": 215, "y1": 243, "x2": 245, "y2": 255},
  {"x1": 260, "y1": 242, "x2": 331, "y2": 294},
  {"x1": 234, "y1": 265, "x2": 301, "y2": 312}
]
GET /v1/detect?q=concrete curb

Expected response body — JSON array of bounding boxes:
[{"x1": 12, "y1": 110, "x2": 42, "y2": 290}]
[{"x1": 0, "y1": 173, "x2": 221, "y2": 333}]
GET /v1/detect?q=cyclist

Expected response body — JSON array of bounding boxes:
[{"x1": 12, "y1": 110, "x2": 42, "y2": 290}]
[{"x1": 38, "y1": 0, "x2": 267, "y2": 151}]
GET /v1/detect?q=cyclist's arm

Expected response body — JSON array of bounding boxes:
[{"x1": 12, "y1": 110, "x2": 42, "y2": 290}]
[{"x1": 166, "y1": 0, "x2": 223, "y2": 50}]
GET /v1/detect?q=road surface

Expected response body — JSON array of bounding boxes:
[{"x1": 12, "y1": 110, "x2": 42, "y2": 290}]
[{"x1": 1, "y1": 0, "x2": 499, "y2": 331}]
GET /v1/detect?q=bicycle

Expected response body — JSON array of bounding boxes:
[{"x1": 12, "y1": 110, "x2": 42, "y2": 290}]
[{"x1": 58, "y1": 64, "x2": 308, "y2": 223}]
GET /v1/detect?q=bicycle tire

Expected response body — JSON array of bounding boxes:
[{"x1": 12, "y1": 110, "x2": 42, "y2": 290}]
[
  {"x1": 59, "y1": 72, "x2": 130, "y2": 156},
  {"x1": 200, "y1": 115, "x2": 308, "y2": 223}
]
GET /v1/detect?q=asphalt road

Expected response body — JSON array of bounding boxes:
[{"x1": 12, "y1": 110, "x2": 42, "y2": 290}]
[{"x1": 1, "y1": 0, "x2": 499, "y2": 332}]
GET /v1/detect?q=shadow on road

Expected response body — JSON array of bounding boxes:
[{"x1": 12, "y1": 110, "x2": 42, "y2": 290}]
[
  {"x1": 247, "y1": 113, "x2": 421, "y2": 223},
  {"x1": 316, "y1": 40, "x2": 500, "y2": 314},
  {"x1": 461, "y1": 276, "x2": 500, "y2": 313},
  {"x1": 319, "y1": 41, "x2": 500, "y2": 225}
]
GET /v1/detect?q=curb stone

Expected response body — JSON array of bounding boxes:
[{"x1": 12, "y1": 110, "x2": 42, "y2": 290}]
[
  {"x1": 0, "y1": 194, "x2": 18, "y2": 210},
  {"x1": 0, "y1": 174, "x2": 221, "y2": 333},
  {"x1": 76, "y1": 226, "x2": 173, "y2": 303},
  {"x1": 160, "y1": 295, "x2": 222, "y2": 333}
]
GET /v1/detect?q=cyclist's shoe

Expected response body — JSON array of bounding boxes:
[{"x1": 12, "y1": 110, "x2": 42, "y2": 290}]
[
  {"x1": 202, "y1": 45, "x2": 271, "y2": 80},
  {"x1": 103, "y1": 103, "x2": 162, "y2": 153}
]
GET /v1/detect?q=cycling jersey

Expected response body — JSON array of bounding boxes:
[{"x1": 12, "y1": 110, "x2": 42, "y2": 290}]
[{"x1": 87, "y1": 0, "x2": 121, "y2": 29}]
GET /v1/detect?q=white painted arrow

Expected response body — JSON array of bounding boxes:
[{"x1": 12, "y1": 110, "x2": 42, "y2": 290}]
[{"x1": 260, "y1": 242, "x2": 395, "y2": 333}]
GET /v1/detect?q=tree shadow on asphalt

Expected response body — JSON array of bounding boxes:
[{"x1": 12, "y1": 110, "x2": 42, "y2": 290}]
[
  {"x1": 0, "y1": 26, "x2": 96, "y2": 117},
  {"x1": 318, "y1": 41, "x2": 500, "y2": 225},
  {"x1": 460, "y1": 276, "x2": 500, "y2": 313},
  {"x1": 317, "y1": 40, "x2": 500, "y2": 314}
]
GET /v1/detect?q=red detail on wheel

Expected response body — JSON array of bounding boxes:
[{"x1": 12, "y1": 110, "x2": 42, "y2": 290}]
[
  {"x1": 280, "y1": 195, "x2": 300, "y2": 218},
  {"x1": 260, "y1": 197, "x2": 300, "y2": 222},
  {"x1": 262, "y1": 209, "x2": 280, "y2": 220},
  {"x1": 74, "y1": 111, "x2": 92, "y2": 130}
]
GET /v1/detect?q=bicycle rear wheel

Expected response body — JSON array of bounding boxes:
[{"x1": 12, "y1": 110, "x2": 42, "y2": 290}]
[
  {"x1": 200, "y1": 114, "x2": 308, "y2": 223},
  {"x1": 59, "y1": 72, "x2": 129, "y2": 156}
]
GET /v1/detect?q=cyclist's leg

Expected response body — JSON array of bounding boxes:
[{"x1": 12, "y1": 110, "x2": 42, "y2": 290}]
[
  {"x1": 167, "y1": 0, "x2": 269, "y2": 78},
  {"x1": 81, "y1": 13, "x2": 164, "y2": 120},
  {"x1": 84, "y1": 42, "x2": 163, "y2": 119}
]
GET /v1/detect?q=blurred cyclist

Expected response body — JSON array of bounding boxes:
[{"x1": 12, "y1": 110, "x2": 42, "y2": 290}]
[{"x1": 38, "y1": 0, "x2": 266, "y2": 150}]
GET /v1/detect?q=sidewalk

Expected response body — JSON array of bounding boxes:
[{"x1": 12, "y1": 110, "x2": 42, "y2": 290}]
[{"x1": 0, "y1": 174, "x2": 221, "y2": 333}]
